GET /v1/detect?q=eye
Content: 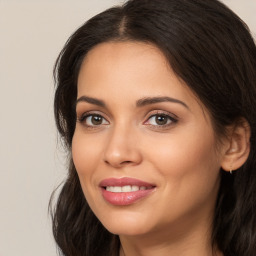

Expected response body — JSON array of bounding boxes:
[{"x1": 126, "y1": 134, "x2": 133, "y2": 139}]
[
  {"x1": 145, "y1": 113, "x2": 177, "y2": 126},
  {"x1": 78, "y1": 114, "x2": 109, "y2": 126}
]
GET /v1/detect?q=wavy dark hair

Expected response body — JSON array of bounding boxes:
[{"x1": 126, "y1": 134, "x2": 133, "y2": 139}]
[{"x1": 50, "y1": 0, "x2": 256, "y2": 255}]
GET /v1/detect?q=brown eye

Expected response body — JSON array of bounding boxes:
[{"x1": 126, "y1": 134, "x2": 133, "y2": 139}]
[
  {"x1": 79, "y1": 114, "x2": 109, "y2": 126},
  {"x1": 91, "y1": 115, "x2": 103, "y2": 125},
  {"x1": 148, "y1": 114, "x2": 171, "y2": 126},
  {"x1": 155, "y1": 115, "x2": 169, "y2": 125},
  {"x1": 145, "y1": 113, "x2": 177, "y2": 127}
]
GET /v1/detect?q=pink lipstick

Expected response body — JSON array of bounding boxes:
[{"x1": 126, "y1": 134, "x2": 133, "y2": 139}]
[{"x1": 99, "y1": 177, "x2": 156, "y2": 206}]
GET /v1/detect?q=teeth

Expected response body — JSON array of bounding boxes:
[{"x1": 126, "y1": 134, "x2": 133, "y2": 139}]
[
  {"x1": 113, "y1": 186, "x2": 122, "y2": 192},
  {"x1": 106, "y1": 186, "x2": 121, "y2": 192},
  {"x1": 122, "y1": 185, "x2": 132, "y2": 192},
  {"x1": 106, "y1": 185, "x2": 149, "y2": 193},
  {"x1": 131, "y1": 185, "x2": 139, "y2": 192}
]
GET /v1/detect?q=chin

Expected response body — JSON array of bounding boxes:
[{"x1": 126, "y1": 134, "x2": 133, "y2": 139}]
[
  {"x1": 98, "y1": 211, "x2": 152, "y2": 236},
  {"x1": 105, "y1": 224, "x2": 149, "y2": 236}
]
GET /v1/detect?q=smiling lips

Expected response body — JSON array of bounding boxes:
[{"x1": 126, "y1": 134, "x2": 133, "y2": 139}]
[{"x1": 99, "y1": 177, "x2": 156, "y2": 206}]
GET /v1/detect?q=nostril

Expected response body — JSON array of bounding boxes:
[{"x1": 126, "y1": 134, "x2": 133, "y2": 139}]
[
  {"x1": 121, "y1": 161, "x2": 132, "y2": 165},
  {"x1": 104, "y1": 159, "x2": 134, "y2": 168}
]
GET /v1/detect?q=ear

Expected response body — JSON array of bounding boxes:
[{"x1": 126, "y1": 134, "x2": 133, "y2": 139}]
[{"x1": 221, "y1": 118, "x2": 251, "y2": 173}]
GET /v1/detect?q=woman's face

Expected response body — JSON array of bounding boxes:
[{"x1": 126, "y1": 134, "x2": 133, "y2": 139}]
[{"x1": 72, "y1": 41, "x2": 224, "y2": 238}]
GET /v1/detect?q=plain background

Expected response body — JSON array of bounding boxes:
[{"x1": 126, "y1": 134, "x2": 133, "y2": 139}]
[{"x1": 0, "y1": 1, "x2": 255, "y2": 256}]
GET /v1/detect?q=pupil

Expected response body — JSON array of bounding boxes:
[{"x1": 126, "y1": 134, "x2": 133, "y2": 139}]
[
  {"x1": 92, "y1": 115, "x2": 102, "y2": 125},
  {"x1": 156, "y1": 115, "x2": 167, "y2": 125}
]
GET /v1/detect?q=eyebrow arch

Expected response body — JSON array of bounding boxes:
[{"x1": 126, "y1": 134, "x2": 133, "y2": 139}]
[
  {"x1": 76, "y1": 96, "x2": 106, "y2": 107},
  {"x1": 76, "y1": 95, "x2": 189, "y2": 110},
  {"x1": 136, "y1": 96, "x2": 189, "y2": 109}
]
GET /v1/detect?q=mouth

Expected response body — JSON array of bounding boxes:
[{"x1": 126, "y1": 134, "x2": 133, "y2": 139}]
[
  {"x1": 105, "y1": 185, "x2": 153, "y2": 193},
  {"x1": 99, "y1": 177, "x2": 156, "y2": 206}
]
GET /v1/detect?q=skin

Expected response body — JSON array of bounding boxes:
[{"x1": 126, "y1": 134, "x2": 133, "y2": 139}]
[{"x1": 72, "y1": 41, "x2": 229, "y2": 256}]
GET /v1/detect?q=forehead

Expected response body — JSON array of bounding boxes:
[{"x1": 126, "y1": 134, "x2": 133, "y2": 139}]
[
  {"x1": 82, "y1": 41, "x2": 168, "y2": 66},
  {"x1": 77, "y1": 41, "x2": 206, "y2": 115},
  {"x1": 79, "y1": 41, "x2": 170, "y2": 86},
  {"x1": 78, "y1": 41, "x2": 186, "y2": 95}
]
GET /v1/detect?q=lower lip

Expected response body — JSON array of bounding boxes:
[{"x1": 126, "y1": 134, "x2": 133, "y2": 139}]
[{"x1": 101, "y1": 188, "x2": 155, "y2": 206}]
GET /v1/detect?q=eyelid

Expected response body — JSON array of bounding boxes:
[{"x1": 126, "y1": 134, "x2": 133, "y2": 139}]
[
  {"x1": 76, "y1": 109, "x2": 178, "y2": 130},
  {"x1": 77, "y1": 110, "x2": 108, "y2": 119},
  {"x1": 77, "y1": 111, "x2": 110, "y2": 126},
  {"x1": 143, "y1": 110, "x2": 178, "y2": 129},
  {"x1": 144, "y1": 110, "x2": 178, "y2": 122}
]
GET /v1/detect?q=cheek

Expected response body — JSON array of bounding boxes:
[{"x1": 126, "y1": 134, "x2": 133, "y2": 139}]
[
  {"x1": 71, "y1": 132, "x2": 105, "y2": 212},
  {"x1": 72, "y1": 132, "x2": 101, "y2": 172},
  {"x1": 71, "y1": 132, "x2": 104, "y2": 195},
  {"x1": 144, "y1": 127, "x2": 220, "y2": 189},
  {"x1": 143, "y1": 130, "x2": 221, "y2": 222}
]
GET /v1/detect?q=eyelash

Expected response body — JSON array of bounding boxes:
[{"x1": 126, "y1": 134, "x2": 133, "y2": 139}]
[
  {"x1": 77, "y1": 112, "x2": 109, "y2": 129},
  {"x1": 144, "y1": 111, "x2": 178, "y2": 129},
  {"x1": 77, "y1": 110, "x2": 178, "y2": 130}
]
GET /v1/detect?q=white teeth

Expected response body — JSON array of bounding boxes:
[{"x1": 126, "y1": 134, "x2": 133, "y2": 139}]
[
  {"x1": 106, "y1": 186, "x2": 121, "y2": 192},
  {"x1": 131, "y1": 185, "x2": 139, "y2": 192},
  {"x1": 113, "y1": 186, "x2": 122, "y2": 192},
  {"x1": 122, "y1": 185, "x2": 132, "y2": 192},
  {"x1": 106, "y1": 185, "x2": 149, "y2": 192}
]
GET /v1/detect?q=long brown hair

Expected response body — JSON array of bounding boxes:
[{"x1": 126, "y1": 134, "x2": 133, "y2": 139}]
[{"x1": 51, "y1": 0, "x2": 256, "y2": 255}]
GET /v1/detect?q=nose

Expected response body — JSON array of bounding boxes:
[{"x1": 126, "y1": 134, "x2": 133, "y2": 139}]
[{"x1": 103, "y1": 126, "x2": 142, "y2": 168}]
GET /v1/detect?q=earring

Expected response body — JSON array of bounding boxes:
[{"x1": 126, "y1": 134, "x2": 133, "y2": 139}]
[{"x1": 230, "y1": 169, "x2": 232, "y2": 174}]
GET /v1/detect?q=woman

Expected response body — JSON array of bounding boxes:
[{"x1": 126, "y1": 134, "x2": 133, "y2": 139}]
[{"x1": 51, "y1": 0, "x2": 256, "y2": 255}]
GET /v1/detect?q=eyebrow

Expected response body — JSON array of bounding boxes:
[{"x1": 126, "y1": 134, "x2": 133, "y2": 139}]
[
  {"x1": 76, "y1": 95, "x2": 189, "y2": 109},
  {"x1": 136, "y1": 96, "x2": 189, "y2": 109},
  {"x1": 76, "y1": 96, "x2": 106, "y2": 107}
]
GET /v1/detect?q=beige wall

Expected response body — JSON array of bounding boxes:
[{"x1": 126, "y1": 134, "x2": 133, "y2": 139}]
[{"x1": 0, "y1": 1, "x2": 255, "y2": 256}]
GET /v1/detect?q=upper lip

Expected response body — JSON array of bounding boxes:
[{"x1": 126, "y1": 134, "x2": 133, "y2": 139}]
[{"x1": 99, "y1": 177, "x2": 155, "y2": 188}]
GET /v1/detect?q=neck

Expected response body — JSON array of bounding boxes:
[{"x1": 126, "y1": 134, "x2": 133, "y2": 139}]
[
  {"x1": 118, "y1": 215, "x2": 222, "y2": 256},
  {"x1": 119, "y1": 234, "x2": 222, "y2": 256}
]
